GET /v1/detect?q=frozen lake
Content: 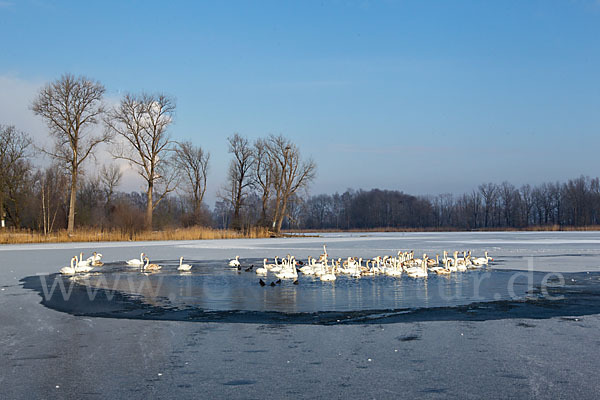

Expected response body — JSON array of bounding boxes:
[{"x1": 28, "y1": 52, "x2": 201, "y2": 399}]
[{"x1": 3, "y1": 231, "x2": 600, "y2": 398}]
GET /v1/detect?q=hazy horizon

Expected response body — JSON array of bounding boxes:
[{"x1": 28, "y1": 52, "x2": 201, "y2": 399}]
[{"x1": 1, "y1": 0, "x2": 599, "y2": 206}]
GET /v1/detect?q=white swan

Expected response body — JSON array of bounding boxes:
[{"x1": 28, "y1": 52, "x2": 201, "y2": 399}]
[
  {"x1": 74, "y1": 255, "x2": 94, "y2": 273},
  {"x1": 59, "y1": 257, "x2": 77, "y2": 275},
  {"x1": 127, "y1": 253, "x2": 145, "y2": 266},
  {"x1": 228, "y1": 256, "x2": 240, "y2": 267},
  {"x1": 77, "y1": 252, "x2": 91, "y2": 267},
  {"x1": 386, "y1": 258, "x2": 402, "y2": 277},
  {"x1": 319, "y1": 261, "x2": 336, "y2": 282},
  {"x1": 177, "y1": 256, "x2": 192, "y2": 271},
  {"x1": 406, "y1": 255, "x2": 428, "y2": 278},
  {"x1": 472, "y1": 251, "x2": 493, "y2": 266},
  {"x1": 454, "y1": 251, "x2": 467, "y2": 272},
  {"x1": 255, "y1": 259, "x2": 268, "y2": 275},
  {"x1": 275, "y1": 258, "x2": 298, "y2": 280}
]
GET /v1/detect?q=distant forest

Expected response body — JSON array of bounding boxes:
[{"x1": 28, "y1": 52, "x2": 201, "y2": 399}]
[{"x1": 295, "y1": 177, "x2": 600, "y2": 230}]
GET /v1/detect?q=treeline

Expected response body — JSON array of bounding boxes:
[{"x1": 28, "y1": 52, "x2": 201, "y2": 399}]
[{"x1": 297, "y1": 177, "x2": 600, "y2": 230}]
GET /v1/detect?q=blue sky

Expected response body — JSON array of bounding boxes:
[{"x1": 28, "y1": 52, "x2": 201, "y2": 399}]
[{"x1": 1, "y1": 0, "x2": 599, "y2": 205}]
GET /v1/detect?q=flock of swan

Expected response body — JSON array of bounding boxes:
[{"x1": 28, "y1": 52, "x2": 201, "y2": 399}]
[
  {"x1": 58, "y1": 245, "x2": 493, "y2": 283},
  {"x1": 59, "y1": 252, "x2": 192, "y2": 275},
  {"x1": 231, "y1": 245, "x2": 494, "y2": 283}
]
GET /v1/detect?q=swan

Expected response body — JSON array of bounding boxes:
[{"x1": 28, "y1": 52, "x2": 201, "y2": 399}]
[
  {"x1": 87, "y1": 252, "x2": 102, "y2": 263},
  {"x1": 454, "y1": 251, "x2": 467, "y2": 272},
  {"x1": 312, "y1": 259, "x2": 326, "y2": 277},
  {"x1": 406, "y1": 255, "x2": 428, "y2": 278},
  {"x1": 275, "y1": 259, "x2": 298, "y2": 280},
  {"x1": 299, "y1": 261, "x2": 315, "y2": 275},
  {"x1": 74, "y1": 255, "x2": 94, "y2": 273},
  {"x1": 59, "y1": 257, "x2": 77, "y2": 275},
  {"x1": 127, "y1": 253, "x2": 145, "y2": 266},
  {"x1": 386, "y1": 258, "x2": 402, "y2": 277},
  {"x1": 177, "y1": 257, "x2": 192, "y2": 271},
  {"x1": 320, "y1": 244, "x2": 328, "y2": 261},
  {"x1": 435, "y1": 260, "x2": 451, "y2": 275},
  {"x1": 228, "y1": 256, "x2": 240, "y2": 267},
  {"x1": 77, "y1": 252, "x2": 91, "y2": 267},
  {"x1": 319, "y1": 259, "x2": 336, "y2": 281},
  {"x1": 143, "y1": 257, "x2": 161, "y2": 271},
  {"x1": 262, "y1": 258, "x2": 277, "y2": 270},
  {"x1": 255, "y1": 259, "x2": 269, "y2": 275},
  {"x1": 472, "y1": 251, "x2": 493, "y2": 266},
  {"x1": 350, "y1": 260, "x2": 363, "y2": 278},
  {"x1": 320, "y1": 270, "x2": 336, "y2": 281},
  {"x1": 427, "y1": 254, "x2": 439, "y2": 268}
]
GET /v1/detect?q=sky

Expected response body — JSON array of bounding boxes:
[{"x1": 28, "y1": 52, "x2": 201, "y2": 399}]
[{"x1": 1, "y1": 0, "x2": 599, "y2": 206}]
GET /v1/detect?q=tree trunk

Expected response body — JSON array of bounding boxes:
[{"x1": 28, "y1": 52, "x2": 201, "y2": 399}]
[
  {"x1": 67, "y1": 166, "x2": 77, "y2": 233},
  {"x1": 260, "y1": 192, "x2": 269, "y2": 227},
  {"x1": 146, "y1": 182, "x2": 153, "y2": 230},
  {"x1": 275, "y1": 197, "x2": 288, "y2": 233},
  {"x1": 232, "y1": 177, "x2": 244, "y2": 230}
]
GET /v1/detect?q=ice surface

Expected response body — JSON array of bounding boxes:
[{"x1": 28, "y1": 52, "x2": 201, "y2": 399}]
[
  {"x1": 2, "y1": 231, "x2": 600, "y2": 398},
  {"x1": 3, "y1": 231, "x2": 600, "y2": 273}
]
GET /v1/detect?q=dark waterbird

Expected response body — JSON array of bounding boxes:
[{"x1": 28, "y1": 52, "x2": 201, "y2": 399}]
[
  {"x1": 245, "y1": 265, "x2": 254, "y2": 272},
  {"x1": 293, "y1": 280, "x2": 299, "y2": 285},
  {"x1": 259, "y1": 279, "x2": 266, "y2": 287},
  {"x1": 270, "y1": 282, "x2": 276, "y2": 287},
  {"x1": 276, "y1": 279, "x2": 281, "y2": 285}
]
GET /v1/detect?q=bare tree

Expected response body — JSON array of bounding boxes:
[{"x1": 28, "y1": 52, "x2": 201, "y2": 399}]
[
  {"x1": 478, "y1": 183, "x2": 498, "y2": 228},
  {"x1": 174, "y1": 140, "x2": 210, "y2": 223},
  {"x1": 34, "y1": 164, "x2": 69, "y2": 235},
  {"x1": 31, "y1": 74, "x2": 107, "y2": 232},
  {"x1": 266, "y1": 135, "x2": 316, "y2": 233},
  {"x1": 520, "y1": 184, "x2": 534, "y2": 227},
  {"x1": 99, "y1": 164, "x2": 122, "y2": 209},
  {"x1": 0, "y1": 125, "x2": 33, "y2": 228},
  {"x1": 253, "y1": 138, "x2": 274, "y2": 227},
  {"x1": 223, "y1": 133, "x2": 254, "y2": 230},
  {"x1": 105, "y1": 93, "x2": 179, "y2": 229}
]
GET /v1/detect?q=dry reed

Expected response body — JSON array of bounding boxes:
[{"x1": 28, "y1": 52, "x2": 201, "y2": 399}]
[{"x1": 0, "y1": 226, "x2": 272, "y2": 245}]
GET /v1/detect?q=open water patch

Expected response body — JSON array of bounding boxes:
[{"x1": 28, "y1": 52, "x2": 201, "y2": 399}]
[{"x1": 19, "y1": 259, "x2": 600, "y2": 325}]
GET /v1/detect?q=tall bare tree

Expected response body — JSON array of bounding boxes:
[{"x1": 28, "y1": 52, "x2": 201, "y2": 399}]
[
  {"x1": 31, "y1": 74, "x2": 107, "y2": 232},
  {"x1": 223, "y1": 133, "x2": 254, "y2": 230},
  {"x1": 0, "y1": 125, "x2": 32, "y2": 228},
  {"x1": 253, "y1": 138, "x2": 274, "y2": 227},
  {"x1": 174, "y1": 141, "x2": 210, "y2": 223},
  {"x1": 105, "y1": 93, "x2": 178, "y2": 229},
  {"x1": 267, "y1": 135, "x2": 316, "y2": 233}
]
